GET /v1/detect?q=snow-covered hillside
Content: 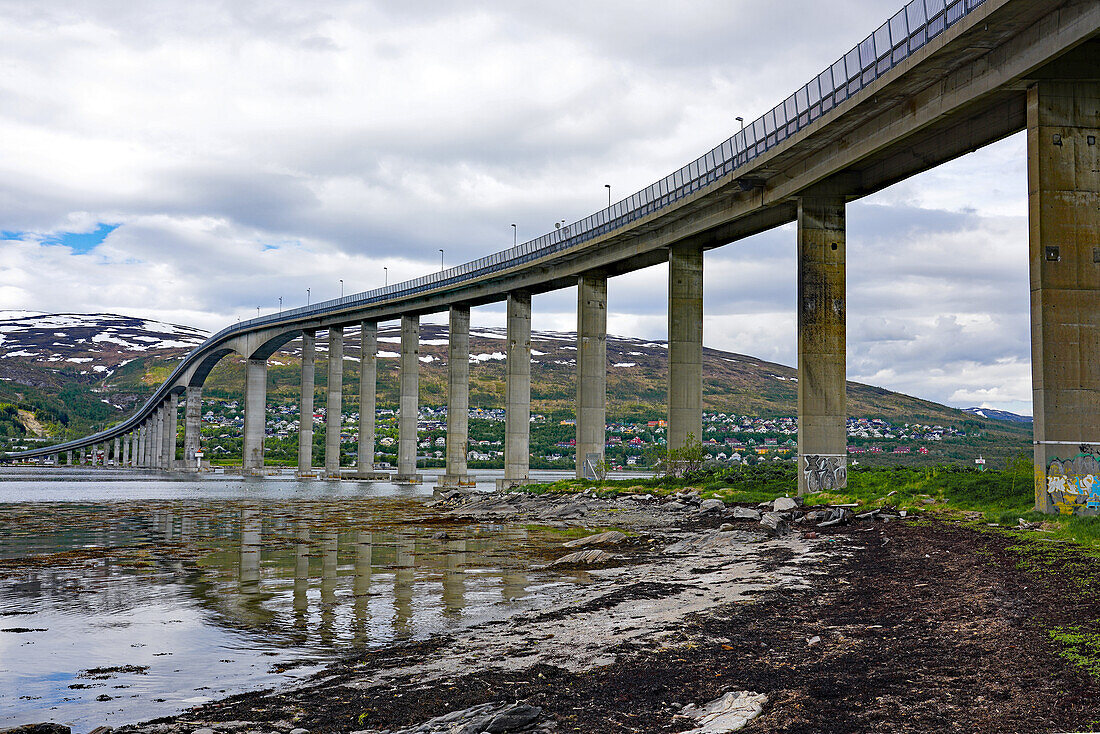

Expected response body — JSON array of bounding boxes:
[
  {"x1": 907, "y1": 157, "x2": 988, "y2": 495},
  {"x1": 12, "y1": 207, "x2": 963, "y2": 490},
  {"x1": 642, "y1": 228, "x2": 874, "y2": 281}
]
[{"x1": 0, "y1": 312, "x2": 208, "y2": 378}]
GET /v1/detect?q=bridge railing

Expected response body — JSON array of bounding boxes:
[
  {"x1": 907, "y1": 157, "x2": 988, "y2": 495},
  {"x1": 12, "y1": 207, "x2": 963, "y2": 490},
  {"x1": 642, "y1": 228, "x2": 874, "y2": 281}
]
[{"x1": 5, "y1": 0, "x2": 989, "y2": 460}]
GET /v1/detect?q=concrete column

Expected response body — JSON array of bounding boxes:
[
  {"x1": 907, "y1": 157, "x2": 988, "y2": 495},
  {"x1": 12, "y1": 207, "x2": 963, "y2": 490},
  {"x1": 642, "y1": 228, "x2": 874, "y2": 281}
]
[
  {"x1": 396, "y1": 315, "x2": 421, "y2": 482},
  {"x1": 113, "y1": 437, "x2": 120, "y2": 466},
  {"x1": 136, "y1": 427, "x2": 145, "y2": 467},
  {"x1": 151, "y1": 409, "x2": 163, "y2": 470},
  {"x1": 325, "y1": 328, "x2": 345, "y2": 477},
  {"x1": 298, "y1": 330, "x2": 316, "y2": 475},
  {"x1": 797, "y1": 193, "x2": 847, "y2": 495},
  {"x1": 90, "y1": 443, "x2": 98, "y2": 467},
  {"x1": 503, "y1": 292, "x2": 532, "y2": 486},
  {"x1": 184, "y1": 386, "x2": 202, "y2": 470},
  {"x1": 668, "y1": 244, "x2": 703, "y2": 451},
  {"x1": 162, "y1": 395, "x2": 177, "y2": 470},
  {"x1": 123, "y1": 434, "x2": 130, "y2": 467},
  {"x1": 358, "y1": 322, "x2": 378, "y2": 476},
  {"x1": 66, "y1": 450, "x2": 72, "y2": 466},
  {"x1": 576, "y1": 274, "x2": 607, "y2": 480},
  {"x1": 79, "y1": 447, "x2": 86, "y2": 465},
  {"x1": 440, "y1": 306, "x2": 472, "y2": 487},
  {"x1": 243, "y1": 358, "x2": 267, "y2": 474},
  {"x1": 1029, "y1": 80, "x2": 1100, "y2": 514}
]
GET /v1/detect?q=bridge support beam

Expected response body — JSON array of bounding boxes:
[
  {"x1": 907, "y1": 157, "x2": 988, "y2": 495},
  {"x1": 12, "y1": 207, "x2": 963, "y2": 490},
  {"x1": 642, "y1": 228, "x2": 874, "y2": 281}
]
[
  {"x1": 123, "y1": 434, "x2": 130, "y2": 467},
  {"x1": 298, "y1": 330, "x2": 316, "y2": 476},
  {"x1": 668, "y1": 244, "x2": 703, "y2": 451},
  {"x1": 136, "y1": 427, "x2": 145, "y2": 467},
  {"x1": 357, "y1": 321, "x2": 382, "y2": 478},
  {"x1": 151, "y1": 409, "x2": 163, "y2": 470},
  {"x1": 1029, "y1": 79, "x2": 1100, "y2": 514},
  {"x1": 439, "y1": 306, "x2": 473, "y2": 488},
  {"x1": 396, "y1": 315, "x2": 422, "y2": 483},
  {"x1": 184, "y1": 386, "x2": 202, "y2": 471},
  {"x1": 243, "y1": 358, "x2": 267, "y2": 475},
  {"x1": 66, "y1": 450, "x2": 72, "y2": 467},
  {"x1": 325, "y1": 328, "x2": 345, "y2": 478},
  {"x1": 79, "y1": 447, "x2": 86, "y2": 465},
  {"x1": 577, "y1": 273, "x2": 607, "y2": 480},
  {"x1": 500, "y1": 292, "x2": 532, "y2": 490},
  {"x1": 162, "y1": 394, "x2": 177, "y2": 471},
  {"x1": 796, "y1": 192, "x2": 847, "y2": 495},
  {"x1": 113, "y1": 437, "x2": 120, "y2": 467}
]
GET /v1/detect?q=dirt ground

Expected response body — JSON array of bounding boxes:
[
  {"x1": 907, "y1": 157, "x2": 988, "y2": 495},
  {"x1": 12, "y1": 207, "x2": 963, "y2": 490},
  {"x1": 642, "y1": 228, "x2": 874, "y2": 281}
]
[{"x1": 128, "y1": 509, "x2": 1100, "y2": 734}]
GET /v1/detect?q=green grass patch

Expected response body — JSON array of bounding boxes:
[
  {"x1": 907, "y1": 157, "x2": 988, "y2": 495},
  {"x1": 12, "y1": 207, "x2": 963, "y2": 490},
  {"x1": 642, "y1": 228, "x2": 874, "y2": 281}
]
[{"x1": 1048, "y1": 625, "x2": 1100, "y2": 678}]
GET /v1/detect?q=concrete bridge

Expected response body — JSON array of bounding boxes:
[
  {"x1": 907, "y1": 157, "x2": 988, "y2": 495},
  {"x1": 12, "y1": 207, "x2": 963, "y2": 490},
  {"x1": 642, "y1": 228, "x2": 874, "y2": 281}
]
[{"x1": 5, "y1": 0, "x2": 1098, "y2": 510}]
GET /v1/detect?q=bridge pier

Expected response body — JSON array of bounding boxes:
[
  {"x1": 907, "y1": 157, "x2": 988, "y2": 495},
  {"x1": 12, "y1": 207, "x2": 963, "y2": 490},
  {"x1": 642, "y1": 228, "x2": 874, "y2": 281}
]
[
  {"x1": 298, "y1": 330, "x2": 316, "y2": 476},
  {"x1": 113, "y1": 437, "x2": 120, "y2": 467},
  {"x1": 396, "y1": 315, "x2": 422, "y2": 483},
  {"x1": 183, "y1": 386, "x2": 202, "y2": 471},
  {"x1": 162, "y1": 394, "x2": 178, "y2": 470},
  {"x1": 500, "y1": 292, "x2": 532, "y2": 490},
  {"x1": 66, "y1": 450, "x2": 72, "y2": 467},
  {"x1": 243, "y1": 358, "x2": 267, "y2": 475},
  {"x1": 357, "y1": 321, "x2": 384, "y2": 479},
  {"x1": 136, "y1": 427, "x2": 145, "y2": 467},
  {"x1": 577, "y1": 273, "x2": 607, "y2": 479},
  {"x1": 668, "y1": 244, "x2": 703, "y2": 451},
  {"x1": 123, "y1": 434, "x2": 130, "y2": 467},
  {"x1": 1029, "y1": 79, "x2": 1100, "y2": 514},
  {"x1": 325, "y1": 328, "x2": 345, "y2": 478},
  {"x1": 151, "y1": 409, "x2": 163, "y2": 470},
  {"x1": 79, "y1": 447, "x2": 86, "y2": 465},
  {"x1": 439, "y1": 305, "x2": 473, "y2": 488},
  {"x1": 796, "y1": 192, "x2": 847, "y2": 495}
]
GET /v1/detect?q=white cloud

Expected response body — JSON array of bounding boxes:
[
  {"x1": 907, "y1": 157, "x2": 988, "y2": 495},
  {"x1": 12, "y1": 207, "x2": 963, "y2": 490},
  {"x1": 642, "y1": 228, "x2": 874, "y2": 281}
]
[{"x1": 0, "y1": 0, "x2": 1035, "y2": 413}]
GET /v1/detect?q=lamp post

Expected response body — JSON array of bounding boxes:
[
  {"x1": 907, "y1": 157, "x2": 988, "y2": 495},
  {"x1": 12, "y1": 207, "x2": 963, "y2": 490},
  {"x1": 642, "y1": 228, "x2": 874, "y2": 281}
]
[
  {"x1": 340, "y1": 279, "x2": 344, "y2": 297},
  {"x1": 278, "y1": 297, "x2": 282, "y2": 314},
  {"x1": 384, "y1": 267, "x2": 388, "y2": 286},
  {"x1": 307, "y1": 288, "x2": 311, "y2": 306},
  {"x1": 439, "y1": 249, "x2": 444, "y2": 271},
  {"x1": 511, "y1": 224, "x2": 517, "y2": 247},
  {"x1": 256, "y1": 306, "x2": 260, "y2": 318},
  {"x1": 604, "y1": 184, "x2": 611, "y2": 207},
  {"x1": 736, "y1": 116, "x2": 744, "y2": 130}
]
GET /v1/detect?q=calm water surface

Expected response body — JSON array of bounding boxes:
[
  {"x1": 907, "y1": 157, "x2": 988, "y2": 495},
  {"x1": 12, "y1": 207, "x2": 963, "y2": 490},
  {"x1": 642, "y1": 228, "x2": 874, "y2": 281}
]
[{"x1": 0, "y1": 468, "x2": 613, "y2": 731}]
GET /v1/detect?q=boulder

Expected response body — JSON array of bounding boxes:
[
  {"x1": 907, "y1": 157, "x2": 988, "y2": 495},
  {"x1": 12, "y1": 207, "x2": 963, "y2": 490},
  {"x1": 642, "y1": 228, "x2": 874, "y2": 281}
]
[
  {"x1": 729, "y1": 507, "x2": 761, "y2": 521},
  {"x1": 664, "y1": 501, "x2": 687, "y2": 511},
  {"x1": 699, "y1": 499, "x2": 726, "y2": 513},
  {"x1": 550, "y1": 549, "x2": 615, "y2": 566},
  {"x1": 772, "y1": 497, "x2": 798, "y2": 512},
  {"x1": 680, "y1": 691, "x2": 768, "y2": 733},
  {"x1": 760, "y1": 512, "x2": 788, "y2": 534},
  {"x1": 0, "y1": 726, "x2": 71, "y2": 734}
]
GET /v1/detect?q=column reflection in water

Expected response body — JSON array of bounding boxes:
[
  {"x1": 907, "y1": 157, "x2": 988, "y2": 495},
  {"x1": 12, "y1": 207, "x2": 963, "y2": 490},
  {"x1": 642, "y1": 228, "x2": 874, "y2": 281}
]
[
  {"x1": 239, "y1": 509, "x2": 262, "y2": 592},
  {"x1": 501, "y1": 527, "x2": 528, "y2": 603},
  {"x1": 393, "y1": 533, "x2": 415, "y2": 639},
  {"x1": 353, "y1": 530, "x2": 372, "y2": 642},
  {"x1": 293, "y1": 523, "x2": 311, "y2": 637},
  {"x1": 319, "y1": 530, "x2": 338, "y2": 643},
  {"x1": 442, "y1": 537, "x2": 466, "y2": 617}
]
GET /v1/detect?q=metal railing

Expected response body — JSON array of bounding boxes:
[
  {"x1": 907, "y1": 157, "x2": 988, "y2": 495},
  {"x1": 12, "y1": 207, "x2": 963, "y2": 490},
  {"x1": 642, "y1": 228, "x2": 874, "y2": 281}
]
[{"x1": 4, "y1": 0, "x2": 988, "y2": 460}]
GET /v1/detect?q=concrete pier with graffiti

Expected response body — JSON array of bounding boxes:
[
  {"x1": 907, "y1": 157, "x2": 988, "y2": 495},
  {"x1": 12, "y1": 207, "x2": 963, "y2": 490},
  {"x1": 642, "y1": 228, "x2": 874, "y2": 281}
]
[{"x1": 1045, "y1": 450, "x2": 1100, "y2": 515}]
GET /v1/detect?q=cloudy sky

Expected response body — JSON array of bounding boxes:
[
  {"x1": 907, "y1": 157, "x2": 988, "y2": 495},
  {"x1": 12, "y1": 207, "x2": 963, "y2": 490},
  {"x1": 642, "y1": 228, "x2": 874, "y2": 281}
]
[{"x1": 0, "y1": 0, "x2": 1031, "y2": 414}]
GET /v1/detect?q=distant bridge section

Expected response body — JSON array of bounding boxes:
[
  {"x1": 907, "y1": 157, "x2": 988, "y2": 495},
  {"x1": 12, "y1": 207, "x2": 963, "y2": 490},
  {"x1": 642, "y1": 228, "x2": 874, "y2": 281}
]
[{"x1": 5, "y1": 0, "x2": 1098, "y2": 512}]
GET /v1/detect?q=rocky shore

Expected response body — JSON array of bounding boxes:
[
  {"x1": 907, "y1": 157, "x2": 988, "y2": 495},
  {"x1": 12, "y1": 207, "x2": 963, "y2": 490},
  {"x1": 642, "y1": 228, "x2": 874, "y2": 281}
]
[{"x1": 12, "y1": 487, "x2": 1100, "y2": 734}]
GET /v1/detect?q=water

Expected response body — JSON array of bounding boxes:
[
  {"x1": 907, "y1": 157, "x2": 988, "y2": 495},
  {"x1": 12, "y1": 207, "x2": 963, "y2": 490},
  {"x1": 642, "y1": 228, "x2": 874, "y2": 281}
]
[{"x1": 0, "y1": 468, "x2": 618, "y2": 731}]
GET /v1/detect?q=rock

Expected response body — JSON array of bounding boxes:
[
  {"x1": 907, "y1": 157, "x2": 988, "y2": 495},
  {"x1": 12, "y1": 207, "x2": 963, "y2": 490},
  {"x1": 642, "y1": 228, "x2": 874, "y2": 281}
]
[
  {"x1": 772, "y1": 497, "x2": 798, "y2": 512},
  {"x1": 718, "y1": 523, "x2": 735, "y2": 532},
  {"x1": 854, "y1": 510, "x2": 879, "y2": 521},
  {"x1": 729, "y1": 507, "x2": 761, "y2": 521},
  {"x1": 289, "y1": 729, "x2": 309, "y2": 734},
  {"x1": 680, "y1": 691, "x2": 768, "y2": 733},
  {"x1": 550, "y1": 549, "x2": 614, "y2": 566},
  {"x1": 191, "y1": 729, "x2": 215, "y2": 734},
  {"x1": 802, "y1": 510, "x2": 827, "y2": 523},
  {"x1": 807, "y1": 635, "x2": 821, "y2": 646},
  {"x1": 431, "y1": 531, "x2": 451, "y2": 540},
  {"x1": 699, "y1": 499, "x2": 726, "y2": 513},
  {"x1": 563, "y1": 530, "x2": 627, "y2": 548},
  {"x1": 87, "y1": 728, "x2": 112, "y2": 734},
  {"x1": 0, "y1": 726, "x2": 72, "y2": 734},
  {"x1": 760, "y1": 512, "x2": 787, "y2": 534},
  {"x1": 367, "y1": 701, "x2": 543, "y2": 734},
  {"x1": 664, "y1": 501, "x2": 687, "y2": 511}
]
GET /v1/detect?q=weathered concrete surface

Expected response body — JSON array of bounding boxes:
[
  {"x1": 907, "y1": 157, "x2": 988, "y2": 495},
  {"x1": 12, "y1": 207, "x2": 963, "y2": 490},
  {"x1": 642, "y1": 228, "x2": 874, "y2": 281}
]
[
  {"x1": 1029, "y1": 79, "x2": 1100, "y2": 514},
  {"x1": 396, "y1": 315, "x2": 422, "y2": 483},
  {"x1": 162, "y1": 395, "x2": 178, "y2": 470},
  {"x1": 439, "y1": 306, "x2": 473, "y2": 488},
  {"x1": 576, "y1": 273, "x2": 607, "y2": 479},
  {"x1": 325, "y1": 327, "x2": 345, "y2": 477},
  {"x1": 668, "y1": 244, "x2": 703, "y2": 451},
  {"x1": 797, "y1": 192, "x2": 847, "y2": 496},
  {"x1": 358, "y1": 321, "x2": 378, "y2": 476},
  {"x1": 135, "y1": 428, "x2": 144, "y2": 468},
  {"x1": 183, "y1": 386, "x2": 201, "y2": 470},
  {"x1": 123, "y1": 434, "x2": 130, "y2": 467},
  {"x1": 242, "y1": 358, "x2": 267, "y2": 474},
  {"x1": 298, "y1": 330, "x2": 316, "y2": 476},
  {"x1": 502, "y1": 292, "x2": 532, "y2": 488}
]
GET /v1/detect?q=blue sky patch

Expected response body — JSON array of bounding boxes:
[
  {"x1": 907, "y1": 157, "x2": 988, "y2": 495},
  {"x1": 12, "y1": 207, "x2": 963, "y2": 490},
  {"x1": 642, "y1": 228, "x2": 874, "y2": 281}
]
[{"x1": 47, "y1": 223, "x2": 121, "y2": 253}]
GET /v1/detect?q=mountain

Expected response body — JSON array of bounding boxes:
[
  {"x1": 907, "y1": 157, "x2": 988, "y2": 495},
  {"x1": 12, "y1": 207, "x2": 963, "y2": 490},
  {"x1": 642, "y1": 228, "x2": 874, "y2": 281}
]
[
  {"x1": 962, "y1": 407, "x2": 1033, "y2": 424},
  {"x1": 0, "y1": 313, "x2": 1031, "y2": 453}
]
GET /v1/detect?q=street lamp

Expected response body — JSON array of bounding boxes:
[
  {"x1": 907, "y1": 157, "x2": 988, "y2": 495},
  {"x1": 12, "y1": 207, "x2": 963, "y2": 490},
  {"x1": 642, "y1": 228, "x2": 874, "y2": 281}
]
[
  {"x1": 384, "y1": 267, "x2": 388, "y2": 286},
  {"x1": 511, "y1": 223, "x2": 517, "y2": 246},
  {"x1": 604, "y1": 184, "x2": 611, "y2": 207},
  {"x1": 439, "y1": 249, "x2": 444, "y2": 271},
  {"x1": 307, "y1": 287, "x2": 311, "y2": 306},
  {"x1": 278, "y1": 297, "x2": 282, "y2": 314},
  {"x1": 340, "y1": 279, "x2": 344, "y2": 297},
  {"x1": 256, "y1": 306, "x2": 260, "y2": 318},
  {"x1": 736, "y1": 116, "x2": 744, "y2": 130}
]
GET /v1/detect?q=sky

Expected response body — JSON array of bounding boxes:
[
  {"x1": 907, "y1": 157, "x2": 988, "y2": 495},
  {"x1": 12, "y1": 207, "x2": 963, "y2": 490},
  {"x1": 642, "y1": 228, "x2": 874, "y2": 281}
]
[{"x1": 0, "y1": 0, "x2": 1032, "y2": 415}]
